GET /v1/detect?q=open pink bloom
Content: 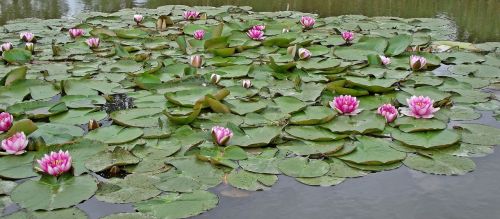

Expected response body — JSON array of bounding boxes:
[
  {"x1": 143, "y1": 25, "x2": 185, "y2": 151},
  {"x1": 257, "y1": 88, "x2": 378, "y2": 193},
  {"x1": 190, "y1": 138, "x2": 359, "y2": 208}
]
[
  {"x1": 190, "y1": 55, "x2": 202, "y2": 68},
  {"x1": 401, "y1": 96, "x2": 440, "y2": 119},
  {"x1": 298, "y1": 48, "x2": 311, "y2": 59},
  {"x1": 1, "y1": 132, "x2": 28, "y2": 155},
  {"x1": 330, "y1": 95, "x2": 361, "y2": 115},
  {"x1": 380, "y1": 55, "x2": 391, "y2": 65},
  {"x1": 300, "y1": 16, "x2": 315, "y2": 29},
  {"x1": 242, "y1": 79, "x2": 252, "y2": 88},
  {"x1": 183, "y1": 11, "x2": 200, "y2": 20},
  {"x1": 410, "y1": 55, "x2": 427, "y2": 71},
  {"x1": 68, "y1": 28, "x2": 85, "y2": 38},
  {"x1": 134, "y1": 14, "x2": 144, "y2": 24},
  {"x1": 0, "y1": 43, "x2": 13, "y2": 52},
  {"x1": 377, "y1": 104, "x2": 398, "y2": 123},
  {"x1": 193, "y1": 29, "x2": 205, "y2": 40},
  {"x1": 37, "y1": 150, "x2": 72, "y2": 176},
  {"x1": 211, "y1": 126, "x2": 233, "y2": 146},
  {"x1": 20, "y1": 32, "x2": 35, "y2": 42},
  {"x1": 86, "y1": 37, "x2": 100, "y2": 49},
  {"x1": 251, "y1": 25, "x2": 266, "y2": 31},
  {"x1": 0, "y1": 112, "x2": 13, "y2": 133},
  {"x1": 342, "y1": 31, "x2": 355, "y2": 42},
  {"x1": 247, "y1": 29, "x2": 265, "y2": 41}
]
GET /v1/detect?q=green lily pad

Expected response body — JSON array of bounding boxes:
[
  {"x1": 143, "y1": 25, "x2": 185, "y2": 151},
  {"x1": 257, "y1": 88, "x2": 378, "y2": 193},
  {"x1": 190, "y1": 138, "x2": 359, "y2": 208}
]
[
  {"x1": 403, "y1": 153, "x2": 475, "y2": 175},
  {"x1": 95, "y1": 173, "x2": 161, "y2": 203},
  {"x1": 0, "y1": 152, "x2": 37, "y2": 179},
  {"x1": 290, "y1": 106, "x2": 336, "y2": 125},
  {"x1": 391, "y1": 129, "x2": 460, "y2": 149},
  {"x1": 278, "y1": 157, "x2": 330, "y2": 178},
  {"x1": 84, "y1": 125, "x2": 143, "y2": 145},
  {"x1": 321, "y1": 111, "x2": 386, "y2": 134},
  {"x1": 85, "y1": 147, "x2": 141, "y2": 172},
  {"x1": 285, "y1": 126, "x2": 347, "y2": 141},
  {"x1": 277, "y1": 140, "x2": 345, "y2": 156},
  {"x1": 339, "y1": 136, "x2": 406, "y2": 165},
  {"x1": 110, "y1": 107, "x2": 163, "y2": 127},
  {"x1": 227, "y1": 170, "x2": 278, "y2": 191},
  {"x1": 457, "y1": 124, "x2": 500, "y2": 146},
  {"x1": 230, "y1": 125, "x2": 282, "y2": 147},
  {"x1": 11, "y1": 174, "x2": 97, "y2": 210},
  {"x1": 135, "y1": 190, "x2": 218, "y2": 219},
  {"x1": 394, "y1": 117, "x2": 447, "y2": 132}
]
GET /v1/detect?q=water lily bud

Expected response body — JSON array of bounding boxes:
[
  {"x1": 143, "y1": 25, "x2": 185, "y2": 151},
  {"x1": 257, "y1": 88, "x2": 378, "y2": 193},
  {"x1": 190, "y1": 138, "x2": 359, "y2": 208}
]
[
  {"x1": 20, "y1": 32, "x2": 35, "y2": 42},
  {"x1": 409, "y1": 55, "x2": 427, "y2": 71},
  {"x1": 134, "y1": 14, "x2": 144, "y2": 24},
  {"x1": 86, "y1": 37, "x2": 100, "y2": 49},
  {"x1": 193, "y1": 29, "x2": 205, "y2": 40},
  {"x1": 1, "y1": 132, "x2": 28, "y2": 155},
  {"x1": 380, "y1": 55, "x2": 391, "y2": 66},
  {"x1": 210, "y1": 73, "x2": 221, "y2": 84},
  {"x1": 329, "y1": 95, "x2": 361, "y2": 115},
  {"x1": 401, "y1": 96, "x2": 439, "y2": 119},
  {"x1": 0, "y1": 112, "x2": 14, "y2": 133},
  {"x1": 242, "y1": 79, "x2": 252, "y2": 88},
  {"x1": 286, "y1": 46, "x2": 296, "y2": 56},
  {"x1": 211, "y1": 126, "x2": 233, "y2": 146},
  {"x1": 342, "y1": 31, "x2": 355, "y2": 43},
  {"x1": 25, "y1": 42, "x2": 34, "y2": 53},
  {"x1": 37, "y1": 150, "x2": 72, "y2": 176},
  {"x1": 300, "y1": 16, "x2": 315, "y2": 29},
  {"x1": 68, "y1": 28, "x2": 85, "y2": 38},
  {"x1": 377, "y1": 104, "x2": 398, "y2": 123},
  {"x1": 298, "y1": 48, "x2": 311, "y2": 60},
  {"x1": 183, "y1": 10, "x2": 200, "y2": 20},
  {"x1": 282, "y1": 28, "x2": 290, "y2": 33},
  {"x1": 0, "y1": 42, "x2": 13, "y2": 52},
  {"x1": 247, "y1": 29, "x2": 265, "y2": 41},
  {"x1": 190, "y1": 55, "x2": 202, "y2": 68},
  {"x1": 88, "y1": 119, "x2": 100, "y2": 131}
]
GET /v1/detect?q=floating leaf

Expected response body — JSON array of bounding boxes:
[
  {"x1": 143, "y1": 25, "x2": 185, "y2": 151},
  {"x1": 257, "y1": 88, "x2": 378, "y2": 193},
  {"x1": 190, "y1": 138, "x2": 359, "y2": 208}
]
[
  {"x1": 403, "y1": 153, "x2": 475, "y2": 175},
  {"x1": 278, "y1": 157, "x2": 329, "y2": 178}
]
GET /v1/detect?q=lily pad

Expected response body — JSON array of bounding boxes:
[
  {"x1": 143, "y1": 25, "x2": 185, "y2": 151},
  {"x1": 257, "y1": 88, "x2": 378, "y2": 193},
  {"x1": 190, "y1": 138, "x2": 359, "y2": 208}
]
[
  {"x1": 11, "y1": 174, "x2": 97, "y2": 210},
  {"x1": 135, "y1": 190, "x2": 218, "y2": 219},
  {"x1": 278, "y1": 157, "x2": 330, "y2": 178},
  {"x1": 403, "y1": 153, "x2": 475, "y2": 175}
]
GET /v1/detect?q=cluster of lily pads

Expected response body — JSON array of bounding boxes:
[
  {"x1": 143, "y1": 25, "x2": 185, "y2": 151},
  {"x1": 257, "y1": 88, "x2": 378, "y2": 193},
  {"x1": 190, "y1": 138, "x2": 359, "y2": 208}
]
[{"x1": 0, "y1": 4, "x2": 500, "y2": 219}]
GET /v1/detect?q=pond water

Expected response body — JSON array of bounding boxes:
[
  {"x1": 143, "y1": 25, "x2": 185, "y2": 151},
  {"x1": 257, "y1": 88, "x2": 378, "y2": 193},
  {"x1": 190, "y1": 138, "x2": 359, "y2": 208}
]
[{"x1": 0, "y1": 0, "x2": 499, "y2": 43}]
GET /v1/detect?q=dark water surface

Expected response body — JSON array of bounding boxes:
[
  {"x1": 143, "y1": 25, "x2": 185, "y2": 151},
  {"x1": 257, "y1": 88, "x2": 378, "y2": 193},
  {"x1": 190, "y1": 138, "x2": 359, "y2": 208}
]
[{"x1": 0, "y1": 0, "x2": 499, "y2": 42}]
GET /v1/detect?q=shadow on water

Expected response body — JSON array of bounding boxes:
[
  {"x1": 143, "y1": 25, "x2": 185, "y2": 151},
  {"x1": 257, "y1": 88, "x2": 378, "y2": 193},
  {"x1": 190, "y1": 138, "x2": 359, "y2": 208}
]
[{"x1": 0, "y1": 0, "x2": 499, "y2": 42}]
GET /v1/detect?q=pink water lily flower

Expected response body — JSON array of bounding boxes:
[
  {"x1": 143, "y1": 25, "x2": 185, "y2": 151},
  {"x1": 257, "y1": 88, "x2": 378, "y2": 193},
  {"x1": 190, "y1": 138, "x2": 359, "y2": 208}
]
[
  {"x1": 37, "y1": 150, "x2": 72, "y2": 176},
  {"x1": 20, "y1": 32, "x2": 35, "y2": 42},
  {"x1": 0, "y1": 42, "x2": 13, "y2": 52},
  {"x1": 342, "y1": 31, "x2": 355, "y2": 43},
  {"x1": 1, "y1": 132, "x2": 28, "y2": 155},
  {"x1": 247, "y1": 29, "x2": 265, "y2": 41},
  {"x1": 183, "y1": 11, "x2": 200, "y2": 20},
  {"x1": 211, "y1": 126, "x2": 233, "y2": 146},
  {"x1": 242, "y1": 79, "x2": 252, "y2": 88},
  {"x1": 251, "y1": 25, "x2": 266, "y2": 31},
  {"x1": 69, "y1": 28, "x2": 85, "y2": 38},
  {"x1": 193, "y1": 29, "x2": 205, "y2": 40},
  {"x1": 401, "y1": 96, "x2": 440, "y2": 119},
  {"x1": 330, "y1": 95, "x2": 361, "y2": 115},
  {"x1": 0, "y1": 112, "x2": 13, "y2": 133},
  {"x1": 298, "y1": 48, "x2": 311, "y2": 60},
  {"x1": 86, "y1": 37, "x2": 100, "y2": 49},
  {"x1": 377, "y1": 104, "x2": 398, "y2": 123},
  {"x1": 211, "y1": 73, "x2": 221, "y2": 84},
  {"x1": 300, "y1": 16, "x2": 315, "y2": 29},
  {"x1": 410, "y1": 55, "x2": 427, "y2": 71},
  {"x1": 380, "y1": 55, "x2": 391, "y2": 65},
  {"x1": 134, "y1": 14, "x2": 144, "y2": 24},
  {"x1": 190, "y1": 55, "x2": 202, "y2": 68}
]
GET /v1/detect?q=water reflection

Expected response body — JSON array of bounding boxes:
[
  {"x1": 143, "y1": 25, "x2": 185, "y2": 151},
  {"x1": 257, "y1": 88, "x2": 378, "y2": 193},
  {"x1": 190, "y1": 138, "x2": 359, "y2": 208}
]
[{"x1": 0, "y1": 0, "x2": 498, "y2": 42}]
